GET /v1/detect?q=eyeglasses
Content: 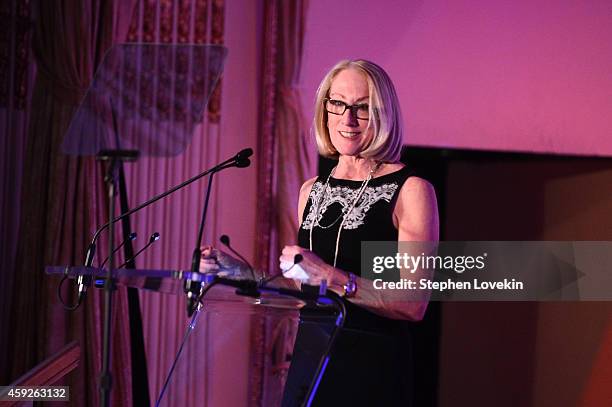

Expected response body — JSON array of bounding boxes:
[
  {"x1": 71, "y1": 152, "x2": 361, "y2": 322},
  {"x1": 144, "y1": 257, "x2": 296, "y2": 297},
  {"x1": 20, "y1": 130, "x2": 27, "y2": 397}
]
[{"x1": 324, "y1": 98, "x2": 370, "y2": 120}]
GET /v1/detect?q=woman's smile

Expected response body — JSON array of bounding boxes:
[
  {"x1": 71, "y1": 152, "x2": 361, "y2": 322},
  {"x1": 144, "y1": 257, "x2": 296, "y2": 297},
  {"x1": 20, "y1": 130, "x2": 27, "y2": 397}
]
[{"x1": 338, "y1": 130, "x2": 362, "y2": 139}]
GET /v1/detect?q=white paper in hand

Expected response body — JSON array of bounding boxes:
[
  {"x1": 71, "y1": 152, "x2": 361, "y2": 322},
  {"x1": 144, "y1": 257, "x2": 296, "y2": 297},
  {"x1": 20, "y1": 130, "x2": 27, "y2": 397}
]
[{"x1": 280, "y1": 261, "x2": 309, "y2": 282}]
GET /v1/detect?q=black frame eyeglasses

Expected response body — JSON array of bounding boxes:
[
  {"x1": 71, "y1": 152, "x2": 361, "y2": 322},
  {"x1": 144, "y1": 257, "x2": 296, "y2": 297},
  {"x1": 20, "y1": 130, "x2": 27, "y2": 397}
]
[{"x1": 323, "y1": 98, "x2": 370, "y2": 120}]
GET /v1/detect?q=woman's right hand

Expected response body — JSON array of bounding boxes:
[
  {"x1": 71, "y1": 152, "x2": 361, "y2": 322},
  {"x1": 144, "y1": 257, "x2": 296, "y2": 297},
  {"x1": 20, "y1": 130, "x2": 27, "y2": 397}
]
[{"x1": 199, "y1": 246, "x2": 249, "y2": 278}]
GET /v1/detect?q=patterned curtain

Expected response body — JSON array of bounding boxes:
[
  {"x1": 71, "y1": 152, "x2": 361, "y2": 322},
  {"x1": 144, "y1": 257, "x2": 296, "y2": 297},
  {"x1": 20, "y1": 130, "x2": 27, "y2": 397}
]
[
  {"x1": 127, "y1": 0, "x2": 223, "y2": 123},
  {"x1": 0, "y1": 0, "x2": 33, "y2": 382},
  {"x1": 253, "y1": 0, "x2": 315, "y2": 405},
  {"x1": 4, "y1": 1, "x2": 137, "y2": 405}
]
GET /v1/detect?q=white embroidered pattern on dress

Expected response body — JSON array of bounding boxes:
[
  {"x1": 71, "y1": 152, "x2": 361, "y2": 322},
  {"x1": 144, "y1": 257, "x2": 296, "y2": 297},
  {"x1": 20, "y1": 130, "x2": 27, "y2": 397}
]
[{"x1": 302, "y1": 181, "x2": 398, "y2": 230}]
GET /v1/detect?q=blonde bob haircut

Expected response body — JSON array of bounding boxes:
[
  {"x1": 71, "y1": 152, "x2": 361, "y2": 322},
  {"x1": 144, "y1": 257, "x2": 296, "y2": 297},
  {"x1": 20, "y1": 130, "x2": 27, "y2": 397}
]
[{"x1": 313, "y1": 59, "x2": 403, "y2": 163}]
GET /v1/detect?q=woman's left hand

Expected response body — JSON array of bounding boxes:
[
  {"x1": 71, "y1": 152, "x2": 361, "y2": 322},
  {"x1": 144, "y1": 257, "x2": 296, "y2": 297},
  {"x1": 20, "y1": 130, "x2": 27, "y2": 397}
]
[{"x1": 279, "y1": 245, "x2": 333, "y2": 286}]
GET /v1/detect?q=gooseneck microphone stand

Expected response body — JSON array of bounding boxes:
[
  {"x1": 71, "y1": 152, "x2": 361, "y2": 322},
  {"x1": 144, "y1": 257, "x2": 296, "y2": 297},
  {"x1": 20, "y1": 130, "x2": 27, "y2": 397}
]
[
  {"x1": 185, "y1": 171, "x2": 216, "y2": 316},
  {"x1": 82, "y1": 148, "x2": 253, "y2": 276},
  {"x1": 185, "y1": 150, "x2": 252, "y2": 316}
]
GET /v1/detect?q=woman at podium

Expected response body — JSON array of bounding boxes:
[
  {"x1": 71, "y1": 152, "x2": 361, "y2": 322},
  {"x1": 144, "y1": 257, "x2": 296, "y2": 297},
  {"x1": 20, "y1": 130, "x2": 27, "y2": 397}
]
[{"x1": 203, "y1": 59, "x2": 439, "y2": 406}]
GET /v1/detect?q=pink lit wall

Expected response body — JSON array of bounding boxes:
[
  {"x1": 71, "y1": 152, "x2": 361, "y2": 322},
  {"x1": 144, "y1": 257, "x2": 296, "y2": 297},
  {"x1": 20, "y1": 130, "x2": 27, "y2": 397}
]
[{"x1": 300, "y1": 0, "x2": 612, "y2": 156}]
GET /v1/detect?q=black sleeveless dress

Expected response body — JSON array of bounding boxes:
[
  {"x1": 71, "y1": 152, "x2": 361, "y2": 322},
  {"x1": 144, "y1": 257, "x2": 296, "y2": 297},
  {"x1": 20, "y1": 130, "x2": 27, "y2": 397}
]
[{"x1": 281, "y1": 166, "x2": 417, "y2": 407}]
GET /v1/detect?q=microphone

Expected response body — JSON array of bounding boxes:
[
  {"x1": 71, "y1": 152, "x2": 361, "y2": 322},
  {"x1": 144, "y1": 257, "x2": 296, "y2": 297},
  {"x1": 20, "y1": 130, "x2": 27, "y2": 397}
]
[
  {"x1": 100, "y1": 232, "x2": 137, "y2": 268},
  {"x1": 234, "y1": 149, "x2": 252, "y2": 168},
  {"x1": 288, "y1": 254, "x2": 304, "y2": 270},
  {"x1": 185, "y1": 150, "x2": 252, "y2": 316},
  {"x1": 259, "y1": 254, "x2": 303, "y2": 286},
  {"x1": 85, "y1": 148, "x2": 253, "y2": 266},
  {"x1": 235, "y1": 158, "x2": 251, "y2": 168},
  {"x1": 78, "y1": 148, "x2": 252, "y2": 306},
  {"x1": 117, "y1": 232, "x2": 160, "y2": 268},
  {"x1": 234, "y1": 148, "x2": 253, "y2": 161},
  {"x1": 94, "y1": 233, "x2": 160, "y2": 287},
  {"x1": 219, "y1": 235, "x2": 256, "y2": 280}
]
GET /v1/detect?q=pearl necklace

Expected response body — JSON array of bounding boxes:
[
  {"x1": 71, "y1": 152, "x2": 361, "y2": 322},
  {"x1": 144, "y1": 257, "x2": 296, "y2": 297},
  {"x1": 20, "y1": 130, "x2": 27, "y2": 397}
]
[{"x1": 309, "y1": 161, "x2": 382, "y2": 268}]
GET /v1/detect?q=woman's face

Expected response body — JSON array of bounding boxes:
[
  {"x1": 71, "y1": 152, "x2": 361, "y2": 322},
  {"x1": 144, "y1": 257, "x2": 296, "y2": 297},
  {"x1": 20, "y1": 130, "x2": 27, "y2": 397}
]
[{"x1": 327, "y1": 68, "x2": 373, "y2": 157}]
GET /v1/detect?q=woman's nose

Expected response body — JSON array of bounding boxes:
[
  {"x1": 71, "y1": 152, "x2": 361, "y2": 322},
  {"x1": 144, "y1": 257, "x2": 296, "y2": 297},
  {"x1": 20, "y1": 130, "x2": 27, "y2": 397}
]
[{"x1": 342, "y1": 107, "x2": 359, "y2": 126}]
